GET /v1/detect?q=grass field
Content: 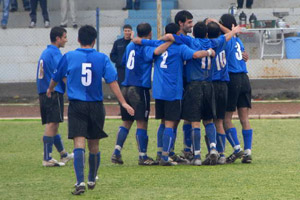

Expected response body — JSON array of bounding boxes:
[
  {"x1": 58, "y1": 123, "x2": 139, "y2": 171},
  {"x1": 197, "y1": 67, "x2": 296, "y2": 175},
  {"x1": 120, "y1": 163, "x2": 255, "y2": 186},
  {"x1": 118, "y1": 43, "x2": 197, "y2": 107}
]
[{"x1": 1, "y1": 119, "x2": 300, "y2": 200}]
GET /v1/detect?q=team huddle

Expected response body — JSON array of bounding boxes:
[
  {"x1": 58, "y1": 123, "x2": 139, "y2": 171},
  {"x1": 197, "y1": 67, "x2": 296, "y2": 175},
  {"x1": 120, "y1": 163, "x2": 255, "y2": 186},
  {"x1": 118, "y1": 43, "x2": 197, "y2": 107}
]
[{"x1": 36, "y1": 10, "x2": 253, "y2": 195}]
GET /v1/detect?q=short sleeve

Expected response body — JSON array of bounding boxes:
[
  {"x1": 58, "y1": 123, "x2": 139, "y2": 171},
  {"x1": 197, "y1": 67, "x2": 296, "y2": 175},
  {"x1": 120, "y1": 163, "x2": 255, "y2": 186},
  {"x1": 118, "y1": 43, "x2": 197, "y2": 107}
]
[
  {"x1": 180, "y1": 44, "x2": 196, "y2": 61},
  {"x1": 143, "y1": 46, "x2": 156, "y2": 62},
  {"x1": 52, "y1": 54, "x2": 68, "y2": 82},
  {"x1": 141, "y1": 39, "x2": 161, "y2": 47},
  {"x1": 103, "y1": 55, "x2": 118, "y2": 83},
  {"x1": 173, "y1": 34, "x2": 193, "y2": 46},
  {"x1": 211, "y1": 35, "x2": 226, "y2": 50}
]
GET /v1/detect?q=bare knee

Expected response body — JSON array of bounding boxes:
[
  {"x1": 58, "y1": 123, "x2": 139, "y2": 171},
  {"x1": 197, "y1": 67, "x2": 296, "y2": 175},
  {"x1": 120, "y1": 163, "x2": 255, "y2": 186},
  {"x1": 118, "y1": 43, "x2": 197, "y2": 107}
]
[
  {"x1": 122, "y1": 120, "x2": 133, "y2": 130},
  {"x1": 88, "y1": 139, "x2": 100, "y2": 154}
]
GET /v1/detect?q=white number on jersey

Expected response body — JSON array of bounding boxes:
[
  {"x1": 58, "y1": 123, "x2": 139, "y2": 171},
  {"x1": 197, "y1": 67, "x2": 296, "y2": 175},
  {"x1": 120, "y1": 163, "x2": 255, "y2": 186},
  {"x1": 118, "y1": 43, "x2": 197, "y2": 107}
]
[
  {"x1": 235, "y1": 42, "x2": 243, "y2": 60},
  {"x1": 81, "y1": 63, "x2": 92, "y2": 86},
  {"x1": 160, "y1": 51, "x2": 168, "y2": 69},
  {"x1": 127, "y1": 50, "x2": 135, "y2": 70},
  {"x1": 201, "y1": 56, "x2": 212, "y2": 70},
  {"x1": 38, "y1": 59, "x2": 44, "y2": 79},
  {"x1": 216, "y1": 50, "x2": 227, "y2": 71}
]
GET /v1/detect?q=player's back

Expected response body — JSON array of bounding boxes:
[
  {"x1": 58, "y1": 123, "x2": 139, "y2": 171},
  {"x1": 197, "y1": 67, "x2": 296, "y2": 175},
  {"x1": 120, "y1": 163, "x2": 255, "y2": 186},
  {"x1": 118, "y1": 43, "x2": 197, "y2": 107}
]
[
  {"x1": 122, "y1": 42, "x2": 155, "y2": 88},
  {"x1": 225, "y1": 37, "x2": 247, "y2": 73}
]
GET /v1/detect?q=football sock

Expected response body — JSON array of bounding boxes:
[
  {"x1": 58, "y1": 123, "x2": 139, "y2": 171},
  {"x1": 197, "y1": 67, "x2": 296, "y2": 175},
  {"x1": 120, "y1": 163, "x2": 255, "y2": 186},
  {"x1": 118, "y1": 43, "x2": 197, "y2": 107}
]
[
  {"x1": 157, "y1": 124, "x2": 165, "y2": 156},
  {"x1": 88, "y1": 152, "x2": 100, "y2": 182},
  {"x1": 114, "y1": 126, "x2": 129, "y2": 156},
  {"x1": 183, "y1": 124, "x2": 192, "y2": 152},
  {"x1": 74, "y1": 148, "x2": 85, "y2": 185},
  {"x1": 169, "y1": 128, "x2": 177, "y2": 157},
  {"x1": 162, "y1": 128, "x2": 174, "y2": 161},
  {"x1": 192, "y1": 128, "x2": 201, "y2": 159},
  {"x1": 242, "y1": 129, "x2": 253, "y2": 154},
  {"x1": 43, "y1": 136, "x2": 54, "y2": 161},
  {"x1": 53, "y1": 134, "x2": 67, "y2": 157},
  {"x1": 136, "y1": 129, "x2": 148, "y2": 159},
  {"x1": 205, "y1": 123, "x2": 217, "y2": 150},
  {"x1": 216, "y1": 133, "x2": 226, "y2": 154},
  {"x1": 226, "y1": 127, "x2": 241, "y2": 153}
]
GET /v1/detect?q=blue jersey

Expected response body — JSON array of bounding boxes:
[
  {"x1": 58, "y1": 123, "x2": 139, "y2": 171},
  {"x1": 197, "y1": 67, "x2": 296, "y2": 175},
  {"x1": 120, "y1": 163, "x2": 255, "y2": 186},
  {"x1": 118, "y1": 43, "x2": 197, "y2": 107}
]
[
  {"x1": 36, "y1": 45, "x2": 65, "y2": 94},
  {"x1": 210, "y1": 35, "x2": 229, "y2": 82},
  {"x1": 121, "y1": 42, "x2": 156, "y2": 88},
  {"x1": 53, "y1": 48, "x2": 117, "y2": 101},
  {"x1": 173, "y1": 34, "x2": 213, "y2": 82},
  {"x1": 142, "y1": 39, "x2": 195, "y2": 100},
  {"x1": 225, "y1": 37, "x2": 248, "y2": 73}
]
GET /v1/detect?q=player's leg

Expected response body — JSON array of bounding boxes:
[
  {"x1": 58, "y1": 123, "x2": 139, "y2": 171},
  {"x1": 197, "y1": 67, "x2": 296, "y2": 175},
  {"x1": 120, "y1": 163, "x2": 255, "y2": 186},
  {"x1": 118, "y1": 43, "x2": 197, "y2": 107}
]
[
  {"x1": 72, "y1": 136, "x2": 86, "y2": 195},
  {"x1": 160, "y1": 120, "x2": 177, "y2": 166},
  {"x1": 182, "y1": 120, "x2": 193, "y2": 158},
  {"x1": 155, "y1": 99, "x2": 165, "y2": 161},
  {"x1": 215, "y1": 119, "x2": 226, "y2": 164},
  {"x1": 87, "y1": 139, "x2": 100, "y2": 190}
]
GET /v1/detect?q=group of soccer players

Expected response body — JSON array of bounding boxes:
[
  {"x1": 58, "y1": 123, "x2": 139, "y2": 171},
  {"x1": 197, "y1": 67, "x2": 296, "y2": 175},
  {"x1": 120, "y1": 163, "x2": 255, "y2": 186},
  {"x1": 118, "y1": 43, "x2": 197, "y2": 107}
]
[{"x1": 36, "y1": 9, "x2": 253, "y2": 195}]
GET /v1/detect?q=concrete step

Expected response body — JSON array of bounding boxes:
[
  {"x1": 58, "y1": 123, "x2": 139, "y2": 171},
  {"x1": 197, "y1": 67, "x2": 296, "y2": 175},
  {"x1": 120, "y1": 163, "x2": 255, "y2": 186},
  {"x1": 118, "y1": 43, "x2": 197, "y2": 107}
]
[{"x1": 128, "y1": 10, "x2": 171, "y2": 19}]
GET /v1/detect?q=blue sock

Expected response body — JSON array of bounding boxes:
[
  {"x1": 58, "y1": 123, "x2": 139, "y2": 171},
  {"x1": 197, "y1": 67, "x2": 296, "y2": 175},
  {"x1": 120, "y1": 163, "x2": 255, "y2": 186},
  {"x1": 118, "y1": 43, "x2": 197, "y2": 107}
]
[
  {"x1": 162, "y1": 128, "x2": 174, "y2": 161},
  {"x1": 205, "y1": 123, "x2": 217, "y2": 150},
  {"x1": 192, "y1": 128, "x2": 201, "y2": 159},
  {"x1": 157, "y1": 124, "x2": 165, "y2": 156},
  {"x1": 43, "y1": 136, "x2": 54, "y2": 161},
  {"x1": 226, "y1": 127, "x2": 241, "y2": 152},
  {"x1": 216, "y1": 133, "x2": 226, "y2": 153},
  {"x1": 74, "y1": 148, "x2": 85, "y2": 185},
  {"x1": 242, "y1": 129, "x2": 253, "y2": 150},
  {"x1": 169, "y1": 128, "x2": 177, "y2": 157},
  {"x1": 88, "y1": 152, "x2": 100, "y2": 182},
  {"x1": 114, "y1": 126, "x2": 129, "y2": 156},
  {"x1": 183, "y1": 124, "x2": 192, "y2": 152},
  {"x1": 205, "y1": 135, "x2": 210, "y2": 152},
  {"x1": 136, "y1": 129, "x2": 148, "y2": 159},
  {"x1": 53, "y1": 134, "x2": 66, "y2": 156}
]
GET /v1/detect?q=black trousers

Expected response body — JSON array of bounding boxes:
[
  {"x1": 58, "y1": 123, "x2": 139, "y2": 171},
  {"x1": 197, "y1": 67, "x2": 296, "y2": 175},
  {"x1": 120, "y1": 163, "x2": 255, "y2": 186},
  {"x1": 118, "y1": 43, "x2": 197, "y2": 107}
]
[
  {"x1": 237, "y1": 0, "x2": 253, "y2": 8},
  {"x1": 30, "y1": 0, "x2": 49, "y2": 22}
]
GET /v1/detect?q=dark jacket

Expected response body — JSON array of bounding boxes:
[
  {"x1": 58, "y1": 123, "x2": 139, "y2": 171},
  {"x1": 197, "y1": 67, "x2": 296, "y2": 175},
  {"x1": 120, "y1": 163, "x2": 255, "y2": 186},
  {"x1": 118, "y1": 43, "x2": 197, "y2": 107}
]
[{"x1": 110, "y1": 38, "x2": 131, "y2": 69}]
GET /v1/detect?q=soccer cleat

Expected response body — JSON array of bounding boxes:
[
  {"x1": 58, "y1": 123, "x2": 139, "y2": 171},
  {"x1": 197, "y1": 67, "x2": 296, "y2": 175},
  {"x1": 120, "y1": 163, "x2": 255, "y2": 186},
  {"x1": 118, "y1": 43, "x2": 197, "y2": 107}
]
[
  {"x1": 181, "y1": 150, "x2": 194, "y2": 161},
  {"x1": 217, "y1": 155, "x2": 226, "y2": 165},
  {"x1": 138, "y1": 157, "x2": 159, "y2": 166},
  {"x1": 156, "y1": 154, "x2": 162, "y2": 162},
  {"x1": 60, "y1": 153, "x2": 74, "y2": 164},
  {"x1": 29, "y1": 21, "x2": 36, "y2": 28},
  {"x1": 226, "y1": 150, "x2": 244, "y2": 164},
  {"x1": 72, "y1": 182, "x2": 86, "y2": 195},
  {"x1": 87, "y1": 181, "x2": 96, "y2": 190},
  {"x1": 242, "y1": 154, "x2": 252, "y2": 164},
  {"x1": 203, "y1": 149, "x2": 219, "y2": 165},
  {"x1": 111, "y1": 154, "x2": 124, "y2": 165},
  {"x1": 191, "y1": 158, "x2": 202, "y2": 166},
  {"x1": 42, "y1": 159, "x2": 65, "y2": 167},
  {"x1": 159, "y1": 158, "x2": 177, "y2": 166},
  {"x1": 170, "y1": 154, "x2": 189, "y2": 165}
]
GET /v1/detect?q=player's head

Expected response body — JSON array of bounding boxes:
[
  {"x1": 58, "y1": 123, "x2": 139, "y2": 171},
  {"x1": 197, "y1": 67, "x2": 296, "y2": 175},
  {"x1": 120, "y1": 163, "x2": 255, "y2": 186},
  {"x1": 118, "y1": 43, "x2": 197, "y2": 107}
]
[
  {"x1": 137, "y1": 23, "x2": 152, "y2": 39},
  {"x1": 123, "y1": 24, "x2": 132, "y2": 40},
  {"x1": 50, "y1": 26, "x2": 67, "y2": 48},
  {"x1": 193, "y1": 21, "x2": 207, "y2": 39},
  {"x1": 219, "y1": 14, "x2": 237, "y2": 31},
  {"x1": 207, "y1": 21, "x2": 221, "y2": 39},
  {"x1": 78, "y1": 25, "x2": 97, "y2": 47},
  {"x1": 165, "y1": 23, "x2": 180, "y2": 35},
  {"x1": 174, "y1": 10, "x2": 193, "y2": 35}
]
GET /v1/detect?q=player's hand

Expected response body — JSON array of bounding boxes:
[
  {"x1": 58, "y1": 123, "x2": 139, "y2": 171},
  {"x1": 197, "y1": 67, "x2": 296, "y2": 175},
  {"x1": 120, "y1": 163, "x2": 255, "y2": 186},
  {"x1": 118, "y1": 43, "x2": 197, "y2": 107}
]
[
  {"x1": 232, "y1": 24, "x2": 242, "y2": 34},
  {"x1": 208, "y1": 48, "x2": 216, "y2": 57},
  {"x1": 206, "y1": 18, "x2": 218, "y2": 24},
  {"x1": 46, "y1": 88, "x2": 54, "y2": 98},
  {"x1": 242, "y1": 51, "x2": 249, "y2": 62},
  {"x1": 160, "y1": 34, "x2": 175, "y2": 41},
  {"x1": 130, "y1": 31, "x2": 135, "y2": 40},
  {"x1": 132, "y1": 37, "x2": 142, "y2": 44},
  {"x1": 122, "y1": 103, "x2": 135, "y2": 116}
]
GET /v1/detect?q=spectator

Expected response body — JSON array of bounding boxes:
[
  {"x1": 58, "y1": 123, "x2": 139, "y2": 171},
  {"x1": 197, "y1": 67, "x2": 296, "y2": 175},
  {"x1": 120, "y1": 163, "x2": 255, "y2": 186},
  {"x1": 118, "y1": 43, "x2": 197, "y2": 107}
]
[
  {"x1": 110, "y1": 24, "x2": 133, "y2": 86},
  {"x1": 0, "y1": 0, "x2": 10, "y2": 29},
  {"x1": 29, "y1": 0, "x2": 50, "y2": 28},
  {"x1": 237, "y1": 0, "x2": 253, "y2": 9},
  {"x1": 60, "y1": 0, "x2": 77, "y2": 28},
  {"x1": 122, "y1": 0, "x2": 140, "y2": 10},
  {"x1": 10, "y1": 0, "x2": 30, "y2": 12}
]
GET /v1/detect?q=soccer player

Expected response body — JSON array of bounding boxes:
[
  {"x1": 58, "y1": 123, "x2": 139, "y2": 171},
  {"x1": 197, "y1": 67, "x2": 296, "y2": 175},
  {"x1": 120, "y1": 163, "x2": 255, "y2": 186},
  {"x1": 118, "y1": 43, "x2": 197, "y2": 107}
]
[
  {"x1": 47, "y1": 25, "x2": 134, "y2": 195},
  {"x1": 220, "y1": 14, "x2": 253, "y2": 164},
  {"x1": 36, "y1": 26, "x2": 73, "y2": 167},
  {"x1": 111, "y1": 23, "x2": 172, "y2": 166}
]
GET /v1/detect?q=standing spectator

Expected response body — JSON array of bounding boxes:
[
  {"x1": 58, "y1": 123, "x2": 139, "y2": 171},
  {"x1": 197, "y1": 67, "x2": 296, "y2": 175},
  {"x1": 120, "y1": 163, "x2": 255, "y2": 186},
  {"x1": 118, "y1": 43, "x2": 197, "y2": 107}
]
[
  {"x1": 10, "y1": 0, "x2": 30, "y2": 12},
  {"x1": 122, "y1": 0, "x2": 140, "y2": 10},
  {"x1": 29, "y1": 0, "x2": 50, "y2": 28},
  {"x1": 60, "y1": 0, "x2": 77, "y2": 28},
  {"x1": 110, "y1": 24, "x2": 133, "y2": 86},
  {"x1": 0, "y1": 0, "x2": 10, "y2": 29},
  {"x1": 237, "y1": 0, "x2": 253, "y2": 9}
]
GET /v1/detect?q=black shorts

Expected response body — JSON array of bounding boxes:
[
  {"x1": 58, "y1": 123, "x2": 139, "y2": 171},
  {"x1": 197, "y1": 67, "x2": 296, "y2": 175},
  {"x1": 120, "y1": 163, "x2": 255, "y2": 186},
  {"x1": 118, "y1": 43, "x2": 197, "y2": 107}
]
[
  {"x1": 213, "y1": 81, "x2": 228, "y2": 119},
  {"x1": 226, "y1": 73, "x2": 252, "y2": 112},
  {"x1": 39, "y1": 92, "x2": 64, "y2": 125},
  {"x1": 155, "y1": 99, "x2": 182, "y2": 121},
  {"x1": 182, "y1": 81, "x2": 216, "y2": 122},
  {"x1": 68, "y1": 101, "x2": 107, "y2": 140},
  {"x1": 120, "y1": 86, "x2": 150, "y2": 121}
]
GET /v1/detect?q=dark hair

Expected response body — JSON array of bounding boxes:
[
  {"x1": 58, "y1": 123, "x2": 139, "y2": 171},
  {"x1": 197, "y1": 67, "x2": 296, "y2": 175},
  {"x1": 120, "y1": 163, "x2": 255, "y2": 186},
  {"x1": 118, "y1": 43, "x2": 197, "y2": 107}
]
[
  {"x1": 123, "y1": 24, "x2": 132, "y2": 30},
  {"x1": 78, "y1": 25, "x2": 97, "y2": 46},
  {"x1": 137, "y1": 23, "x2": 152, "y2": 37},
  {"x1": 50, "y1": 27, "x2": 67, "y2": 43},
  {"x1": 219, "y1": 14, "x2": 237, "y2": 30},
  {"x1": 207, "y1": 22, "x2": 221, "y2": 38},
  {"x1": 165, "y1": 23, "x2": 180, "y2": 34},
  {"x1": 193, "y1": 21, "x2": 207, "y2": 38},
  {"x1": 174, "y1": 10, "x2": 193, "y2": 25}
]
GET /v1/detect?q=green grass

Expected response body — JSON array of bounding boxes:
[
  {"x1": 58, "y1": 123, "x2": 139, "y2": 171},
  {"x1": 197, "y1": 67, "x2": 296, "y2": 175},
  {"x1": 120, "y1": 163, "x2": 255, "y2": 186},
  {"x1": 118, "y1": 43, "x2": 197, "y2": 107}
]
[{"x1": 1, "y1": 119, "x2": 300, "y2": 200}]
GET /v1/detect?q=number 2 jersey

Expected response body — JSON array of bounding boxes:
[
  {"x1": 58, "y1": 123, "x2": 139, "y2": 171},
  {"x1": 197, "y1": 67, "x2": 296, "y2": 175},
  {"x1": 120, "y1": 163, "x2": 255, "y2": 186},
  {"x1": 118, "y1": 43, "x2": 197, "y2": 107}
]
[
  {"x1": 53, "y1": 48, "x2": 117, "y2": 101},
  {"x1": 225, "y1": 37, "x2": 248, "y2": 73},
  {"x1": 36, "y1": 45, "x2": 65, "y2": 94}
]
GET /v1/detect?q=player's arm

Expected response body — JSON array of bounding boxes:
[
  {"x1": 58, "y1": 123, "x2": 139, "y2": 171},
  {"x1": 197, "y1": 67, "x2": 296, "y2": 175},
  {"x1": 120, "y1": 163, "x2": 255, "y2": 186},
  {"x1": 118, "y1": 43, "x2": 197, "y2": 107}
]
[
  {"x1": 206, "y1": 18, "x2": 231, "y2": 34},
  {"x1": 224, "y1": 25, "x2": 241, "y2": 41},
  {"x1": 193, "y1": 48, "x2": 216, "y2": 59},
  {"x1": 46, "y1": 79, "x2": 58, "y2": 97},
  {"x1": 154, "y1": 41, "x2": 173, "y2": 55},
  {"x1": 242, "y1": 51, "x2": 249, "y2": 62},
  {"x1": 109, "y1": 81, "x2": 134, "y2": 116},
  {"x1": 159, "y1": 34, "x2": 175, "y2": 42}
]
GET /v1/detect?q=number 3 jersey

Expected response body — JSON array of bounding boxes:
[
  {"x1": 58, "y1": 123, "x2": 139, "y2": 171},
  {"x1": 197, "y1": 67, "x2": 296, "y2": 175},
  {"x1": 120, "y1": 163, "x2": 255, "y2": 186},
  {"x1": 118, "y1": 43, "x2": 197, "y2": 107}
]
[
  {"x1": 53, "y1": 48, "x2": 117, "y2": 101},
  {"x1": 36, "y1": 45, "x2": 65, "y2": 94},
  {"x1": 225, "y1": 37, "x2": 248, "y2": 74}
]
